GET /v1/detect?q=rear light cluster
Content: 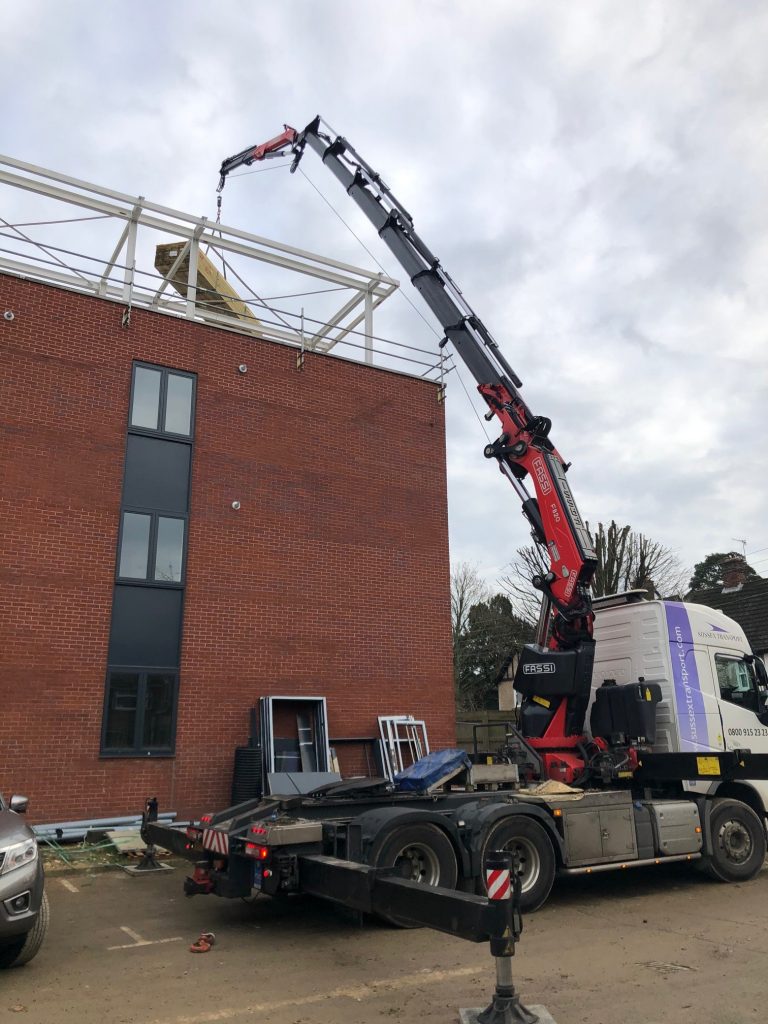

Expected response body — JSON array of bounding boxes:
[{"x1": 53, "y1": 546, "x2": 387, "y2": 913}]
[
  {"x1": 245, "y1": 843, "x2": 270, "y2": 860},
  {"x1": 244, "y1": 825, "x2": 270, "y2": 860}
]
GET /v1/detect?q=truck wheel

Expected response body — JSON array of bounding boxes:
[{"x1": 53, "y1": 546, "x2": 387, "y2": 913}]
[
  {"x1": 0, "y1": 891, "x2": 49, "y2": 968},
  {"x1": 478, "y1": 816, "x2": 556, "y2": 912},
  {"x1": 699, "y1": 799, "x2": 766, "y2": 883},
  {"x1": 370, "y1": 822, "x2": 458, "y2": 927}
]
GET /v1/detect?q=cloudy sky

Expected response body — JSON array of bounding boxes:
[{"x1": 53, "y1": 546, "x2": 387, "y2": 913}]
[{"x1": 2, "y1": 1, "x2": 767, "y2": 587}]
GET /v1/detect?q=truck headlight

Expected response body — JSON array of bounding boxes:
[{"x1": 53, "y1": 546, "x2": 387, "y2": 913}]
[{"x1": 0, "y1": 838, "x2": 38, "y2": 875}]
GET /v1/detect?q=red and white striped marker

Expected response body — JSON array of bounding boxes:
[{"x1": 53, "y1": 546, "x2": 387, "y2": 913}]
[
  {"x1": 486, "y1": 864, "x2": 511, "y2": 900},
  {"x1": 202, "y1": 828, "x2": 229, "y2": 856}
]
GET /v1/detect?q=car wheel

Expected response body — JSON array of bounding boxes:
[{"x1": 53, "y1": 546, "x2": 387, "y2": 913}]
[{"x1": 0, "y1": 890, "x2": 49, "y2": 968}]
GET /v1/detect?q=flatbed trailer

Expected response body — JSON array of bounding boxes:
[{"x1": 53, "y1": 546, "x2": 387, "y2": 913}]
[{"x1": 146, "y1": 749, "x2": 768, "y2": 917}]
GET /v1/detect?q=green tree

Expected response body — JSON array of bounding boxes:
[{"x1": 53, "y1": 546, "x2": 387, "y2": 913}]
[
  {"x1": 688, "y1": 552, "x2": 757, "y2": 593},
  {"x1": 456, "y1": 593, "x2": 533, "y2": 711}
]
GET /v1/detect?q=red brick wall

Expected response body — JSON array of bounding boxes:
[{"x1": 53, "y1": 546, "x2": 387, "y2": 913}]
[{"x1": 0, "y1": 274, "x2": 455, "y2": 823}]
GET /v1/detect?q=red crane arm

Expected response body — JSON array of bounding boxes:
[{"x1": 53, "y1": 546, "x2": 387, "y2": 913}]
[{"x1": 217, "y1": 127, "x2": 298, "y2": 191}]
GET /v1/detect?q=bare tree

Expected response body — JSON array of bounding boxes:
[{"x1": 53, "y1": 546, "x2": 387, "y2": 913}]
[
  {"x1": 499, "y1": 520, "x2": 689, "y2": 617},
  {"x1": 625, "y1": 531, "x2": 689, "y2": 598},
  {"x1": 590, "y1": 521, "x2": 631, "y2": 596},
  {"x1": 498, "y1": 545, "x2": 547, "y2": 625},
  {"x1": 451, "y1": 562, "x2": 490, "y2": 708},
  {"x1": 451, "y1": 562, "x2": 490, "y2": 643}
]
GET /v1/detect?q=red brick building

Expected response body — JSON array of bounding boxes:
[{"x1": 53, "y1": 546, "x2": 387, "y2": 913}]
[{"x1": 0, "y1": 272, "x2": 455, "y2": 823}]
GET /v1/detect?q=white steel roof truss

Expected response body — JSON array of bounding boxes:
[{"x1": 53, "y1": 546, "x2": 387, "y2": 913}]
[{"x1": 0, "y1": 154, "x2": 453, "y2": 382}]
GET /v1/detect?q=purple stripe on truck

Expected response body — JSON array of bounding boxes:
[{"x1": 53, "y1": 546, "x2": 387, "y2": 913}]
[{"x1": 664, "y1": 602, "x2": 709, "y2": 750}]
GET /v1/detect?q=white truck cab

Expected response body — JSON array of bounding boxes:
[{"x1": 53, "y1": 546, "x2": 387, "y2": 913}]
[{"x1": 591, "y1": 591, "x2": 768, "y2": 817}]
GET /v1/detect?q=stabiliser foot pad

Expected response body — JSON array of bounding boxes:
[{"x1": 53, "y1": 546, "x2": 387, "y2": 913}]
[{"x1": 459, "y1": 1007, "x2": 558, "y2": 1024}]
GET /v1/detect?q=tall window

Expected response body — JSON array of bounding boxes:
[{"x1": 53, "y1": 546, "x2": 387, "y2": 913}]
[{"x1": 102, "y1": 362, "x2": 195, "y2": 756}]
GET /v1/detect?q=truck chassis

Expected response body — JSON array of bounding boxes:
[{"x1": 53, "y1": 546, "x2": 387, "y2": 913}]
[{"x1": 147, "y1": 754, "x2": 768, "y2": 919}]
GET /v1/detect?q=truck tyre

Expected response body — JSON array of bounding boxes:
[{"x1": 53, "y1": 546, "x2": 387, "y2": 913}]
[
  {"x1": 0, "y1": 891, "x2": 49, "y2": 968},
  {"x1": 699, "y1": 799, "x2": 766, "y2": 883},
  {"x1": 370, "y1": 822, "x2": 458, "y2": 927},
  {"x1": 478, "y1": 816, "x2": 556, "y2": 912}
]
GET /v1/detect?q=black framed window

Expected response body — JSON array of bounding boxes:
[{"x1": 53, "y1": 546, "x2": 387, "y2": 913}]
[
  {"x1": 102, "y1": 670, "x2": 178, "y2": 755},
  {"x1": 130, "y1": 364, "x2": 195, "y2": 439},
  {"x1": 164, "y1": 373, "x2": 194, "y2": 435},
  {"x1": 154, "y1": 516, "x2": 185, "y2": 582},
  {"x1": 131, "y1": 367, "x2": 162, "y2": 430},
  {"x1": 118, "y1": 512, "x2": 152, "y2": 579},
  {"x1": 117, "y1": 511, "x2": 186, "y2": 584}
]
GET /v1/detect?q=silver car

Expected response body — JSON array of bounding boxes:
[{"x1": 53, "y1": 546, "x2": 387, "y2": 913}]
[{"x1": 0, "y1": 793, "x2": 48, "y2": 968}]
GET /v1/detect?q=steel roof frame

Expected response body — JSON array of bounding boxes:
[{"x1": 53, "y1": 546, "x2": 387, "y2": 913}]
[{"x1": 0, "y1": 153, "x2": 428, "y2": 370}]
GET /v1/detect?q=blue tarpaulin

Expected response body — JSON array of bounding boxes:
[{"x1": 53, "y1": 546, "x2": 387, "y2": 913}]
[{"x1": 393, "y1": 749, "x2": 472, "y2": 792}]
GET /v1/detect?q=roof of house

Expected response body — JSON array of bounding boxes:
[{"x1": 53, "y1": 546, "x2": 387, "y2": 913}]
[{"x1": 688, "y1": 575, "x2": 768, "y2": 654}]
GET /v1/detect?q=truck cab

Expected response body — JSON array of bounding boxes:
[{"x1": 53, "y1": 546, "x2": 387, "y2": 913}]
[{"x1": 591, "y1": 592, "x2": 768, "y2": 816}]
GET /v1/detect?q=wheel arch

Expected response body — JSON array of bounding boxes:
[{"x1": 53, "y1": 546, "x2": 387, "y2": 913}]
[
  {"x1": 349, "y1": 807, "x2": 469, "y2": 877},
  {"x1": 449, "y1": 800, "x2": 564, "y2": 879}
]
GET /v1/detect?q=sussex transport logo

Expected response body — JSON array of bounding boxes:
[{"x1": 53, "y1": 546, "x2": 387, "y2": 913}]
[{"x1": 696, "y1": 627, "x2": 743, "y2": 643}]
